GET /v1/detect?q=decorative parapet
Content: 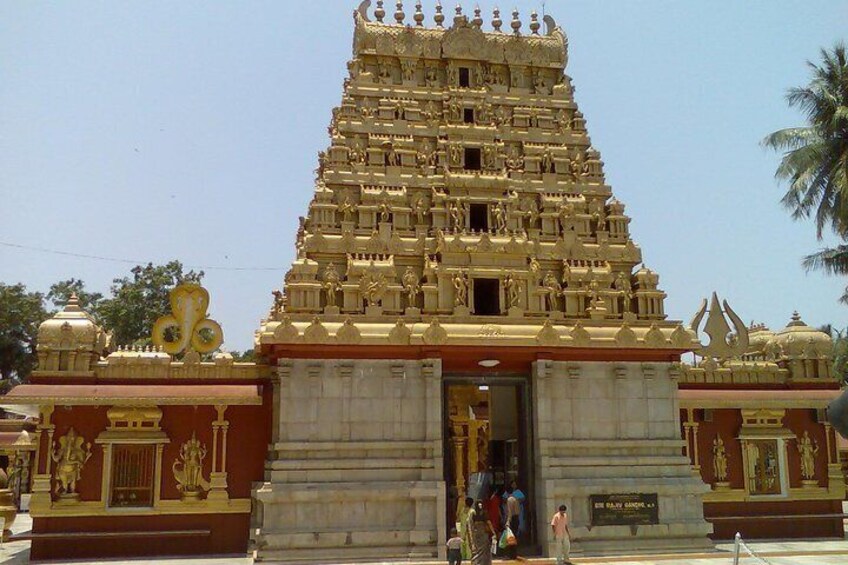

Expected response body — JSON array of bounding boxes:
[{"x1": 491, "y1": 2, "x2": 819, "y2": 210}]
[
  {"x1": 680, "y1": 361, "x2": 789, "y2": 386},
  {"x1": 93, "y1": 348, "x2": 267, "y2": 380},
  {"x1": 258, "y1": 316, "x2": 695, "y2": 350},
  {"x1": 354, "y1": 2, "x2": 568, "y2": 68}
]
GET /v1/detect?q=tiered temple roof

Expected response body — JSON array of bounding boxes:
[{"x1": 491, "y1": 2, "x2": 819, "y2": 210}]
[{"x1": 257, "y1": 2, "x2": 693, "y2": 350}]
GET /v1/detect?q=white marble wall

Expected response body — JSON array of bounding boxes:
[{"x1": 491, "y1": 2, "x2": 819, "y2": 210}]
[
  {"x1": 532, "y1": 360, "x2": 713, "y2": 556},
  {"x1": 252, "y1": 358, "x2": 446, "y2": 563}
]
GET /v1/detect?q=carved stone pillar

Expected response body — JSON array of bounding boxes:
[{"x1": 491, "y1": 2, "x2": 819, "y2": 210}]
[{"x1": 207, "y1": 404, "x2": 230, "y2": 502}]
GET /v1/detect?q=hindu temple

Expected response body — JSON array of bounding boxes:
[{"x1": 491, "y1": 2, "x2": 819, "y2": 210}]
[{"x1": 1, "y1": 2, "x2": 844, "y2": 562}]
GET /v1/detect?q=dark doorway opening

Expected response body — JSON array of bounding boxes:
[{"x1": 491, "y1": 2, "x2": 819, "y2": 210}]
[
  {"x1": 463, "y1": 108, "x2": 475, "y2": 124},
  {"x1": 465, "y1": 147, "x2": 481, "y2": 171},
  {"x1": 443, "y1": 376, "x2": 538, "y2": 556},
  {"x1": 469, "y1": 204, "x2": 488, "y2": 231},
  {"x1": 459, "y1": 67, "x2": 471, "y2": 87},
  {"x1": 474, "y1": 278, "x2": 500, "y2": 315}
]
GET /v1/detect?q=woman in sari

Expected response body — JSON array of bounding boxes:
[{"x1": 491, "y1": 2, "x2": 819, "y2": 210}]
[
  {"x1": 457, "y1": 496, "x2": 474, "y2": 560},
  {"x1": 468, "y1": 499, "x2": 496, "y2": 565}
]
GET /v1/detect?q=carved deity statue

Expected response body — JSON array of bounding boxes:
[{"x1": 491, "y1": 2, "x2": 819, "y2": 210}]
[
  {"x1": 505, "y1": 147, "x2": 524, "y2": 173},
  {"x1": 424, "y1": 65, "x2": 439, "y2": 87},
  {"x1": 797, "y1": 431, "x2": 819, "y2": 480},
  {"x1": 360, "y1": 270, "x2": 388, "y2": 308},
  {"x1": 450, "y1": 201, "x2": 466, "y2": 230},
  {"x1": 493, "y1": 201, "x2": 507, "y2": 233},
  {"x1": 453, "y1": 270, "x2": 469, "y2": 307},
  {"x1": 338, "y1": 195, "x2": 357, "y2": 223},
  {"x1": 315, "y1": 151, "x2": 327, "y2": 179},
  {"x1": 504, "y1": 272, "x2": 521, "y2": 308},
  {"x1": 529, "y1": 256, "x2": 542, "y2": 282},
  {"x1": 614, "y1": 271, "x2": 632, "y2": 294},
  {"x1": 379, "y1": 201, "x2": 392, "y2": 223},
  {"x1": 385, "y1": 143, "x2": 401, "y2": 167},
  {"x1": 542, "y1": 271, "x2": 562, "y2": 312},
  {"x1": 569, "y1": 152, "x2": 585, "y2": 181},
  {"x1": 540, "y1": 149, "x2": 554, "y2": 174},
  {"x1": 349, "y1": 141, "x2": 366, "y2": 165},
  {"x1": 712, "y1": 436, "x2": 729, "y2": 483},
  {"x1": 402, "y1": 266, "x2": 421, "y2": 307},
  {"x1": 483, "y1": 145, "x2": 497, "y2": 171},
  {"x1": 322, "y1": 263, "x2": 342, "y2": 307},
  {"x1": 449, "y1": 144, "x2": 463, "y2": 167},
  {"x1": 558, "y1": 202, "x2": 575, "y2": 233},
  {"x1": 435, "y1": 228, "x2": 447, "y2": 254},
  {"x1": 448, "y1": 97, "x2": 462, "y2": 122},
  {"x1": 51, "y1": 428, "x2": 92, "y2": 497},
  {"x1": 416, "y1": 142, "x2": 436, "y2": 172},
  {"x1": 556, "y1": 108, "x2": 572, "y2": 133},
  {"x1": 271, "y1": 289, "x2": 285, "y2": 315},
  {"x1": 173, "y1": 432, "x2": 210, "y2": 498},
  {"x1": 524, "y1": 199, "x2": 539, "y2": 229},
  {"x1": 412, "y1": 195, "x2": 429, "y2": 225}
]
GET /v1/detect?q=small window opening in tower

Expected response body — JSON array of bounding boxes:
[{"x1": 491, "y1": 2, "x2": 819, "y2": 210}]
[
  {"x1": 459, "y1": 67, "x2": 471, "y2": 87},
  {"x1": 465, "y1": 147, "x2": 481, "y2": 170},
  {"x1": 463, "y1": 108, "x2": 475, "y2": 124},
  {"x1": 474, "y1": 279, "x2": 500, "y2": 315},
  {"x1": 469, "y1": 203, "x2": 488, "y2": 231}
]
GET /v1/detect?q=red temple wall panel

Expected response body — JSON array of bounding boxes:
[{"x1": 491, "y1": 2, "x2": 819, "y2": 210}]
[
  {"x1": 30, "y1": 513, "x2": 250, "y2": 560},
  {"x1": 705, "y1": 499, "x2": 843, "y2": 540}
]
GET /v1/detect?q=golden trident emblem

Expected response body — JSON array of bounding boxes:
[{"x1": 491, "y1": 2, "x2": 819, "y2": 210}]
[
  {"x1": 152, "y1": 283, "x2": 223, "y2": 355},
  {"x1": 689, "y1": 292, "x2": 749, "y2": 360}
]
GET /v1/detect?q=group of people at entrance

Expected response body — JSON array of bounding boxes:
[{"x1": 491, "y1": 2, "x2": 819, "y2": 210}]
[{"x1": 450, "y1": 486, "x2": 570, "y2": 565}]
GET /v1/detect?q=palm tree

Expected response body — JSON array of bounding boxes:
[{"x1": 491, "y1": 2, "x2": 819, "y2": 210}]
[{"x1": 763, "y1": 43, "x2": 848, "y2": 301}]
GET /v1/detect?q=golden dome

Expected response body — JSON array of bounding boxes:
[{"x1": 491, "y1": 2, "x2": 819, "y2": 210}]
[
  {"x1": 768, "y1": 311, "x2": 831, "y2": 358},
  {"x1": 746, "y1": 322, "x2": 774, "y2": 354},
  {"x1": 36, "y1": 294, "x2": 110, "y2": 371},
  {"x1": 37, "y1": 295, "x2": 107, "y2": 351}
]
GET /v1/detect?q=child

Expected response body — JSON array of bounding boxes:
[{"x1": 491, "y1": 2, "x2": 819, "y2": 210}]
[{"x1": 447, "y1": 527, "x2": 463, "y2": 565}]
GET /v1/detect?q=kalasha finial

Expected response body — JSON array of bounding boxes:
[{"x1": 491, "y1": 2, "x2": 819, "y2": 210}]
[
  {"x1": 472, "y1": 5, "x2": 483, "y2": 28},
  {"x1": 375, "y1": 0, "x2": 386, "y2": 22},
  {"x1": 65, "y1": 292, "x2": 81, "y2": 311},
  {"x1": 414, "y1": 1, "x2": 424, "y2": 26},
  {"x1": 453, "y1": 4, "x2": 464, "y2": 27},
  {"x1": 394, "y1": 1, "x2": 405, "y2": 24},
  {"x1": 434, "y1": 0, "x2": 445, "y2": 27},
  {"x1": 492, "y1": 7, "x2": 502, "y2": 32},
  {"x1": 529, "y1": 10, "x2": 540, "y2": 35},
  {"x1": 511, "y1": 8, "x2": 521, "y2": 35}
]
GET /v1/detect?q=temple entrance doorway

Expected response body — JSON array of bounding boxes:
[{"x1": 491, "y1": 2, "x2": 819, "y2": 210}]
[{"x1": 443, "y1": 375, "x2": 538, "y2": 556}]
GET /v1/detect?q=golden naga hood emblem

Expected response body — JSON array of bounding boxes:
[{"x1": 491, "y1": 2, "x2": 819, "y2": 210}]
[
  {"x1": 152, "y1": 283, "x2": 223, "y2": 355},
  {"x1": 689, "y1": 292, "x2": 749, "y2": 360}
]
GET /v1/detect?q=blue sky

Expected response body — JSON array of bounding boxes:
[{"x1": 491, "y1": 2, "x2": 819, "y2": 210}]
[{"x1": 2, "y1": 1, "x2": 847, "y2": 352}]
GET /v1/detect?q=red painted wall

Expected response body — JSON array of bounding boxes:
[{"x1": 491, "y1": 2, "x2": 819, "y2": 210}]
[
  {"x1": 31, "y1": 513, "x2": 250, "y2": 560},
  {"x1": 706, "y1": 499, "x2": 843, "y2": 540}
]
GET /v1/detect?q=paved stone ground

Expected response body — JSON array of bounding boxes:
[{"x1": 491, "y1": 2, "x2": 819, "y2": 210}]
[{"x1": 2, "y1": 511, "x2": 848, "y2": 565}]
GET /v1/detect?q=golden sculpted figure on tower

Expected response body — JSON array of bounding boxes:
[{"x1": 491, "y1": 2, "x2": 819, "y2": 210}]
[
  {"x1": 152, "y1": 283, "x2": 223, "y2": 355},
  {"x1": 51, "y1": 428, "x2": 92, "y2": 498}
]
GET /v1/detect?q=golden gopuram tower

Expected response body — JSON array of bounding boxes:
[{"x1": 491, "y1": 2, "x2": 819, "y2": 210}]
[{"x1": 252, "y1": 2, "x2": 712, "y2": 561}]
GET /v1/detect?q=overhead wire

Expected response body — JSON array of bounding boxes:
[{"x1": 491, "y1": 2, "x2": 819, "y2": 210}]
[{"x1": 0, "y1": 240, "x2": 286, "y2": 272}]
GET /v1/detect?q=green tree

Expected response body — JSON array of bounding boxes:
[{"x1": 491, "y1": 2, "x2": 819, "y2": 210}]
[
  {"x1": 230, "y1": 349, "x2": 257, "y2": 363},
  {"x1": 763, "y1": 43, "x2": 848, "y2": 301},
  {"x1": 46, "y1": 278, "x2": 104, "y2": 315},
  {"x1": 98, "y1": 261, "x2": 203, "y2": 347},
  {"x1": 0, "y1": 283, "x2": 49, "y2": 383}
]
